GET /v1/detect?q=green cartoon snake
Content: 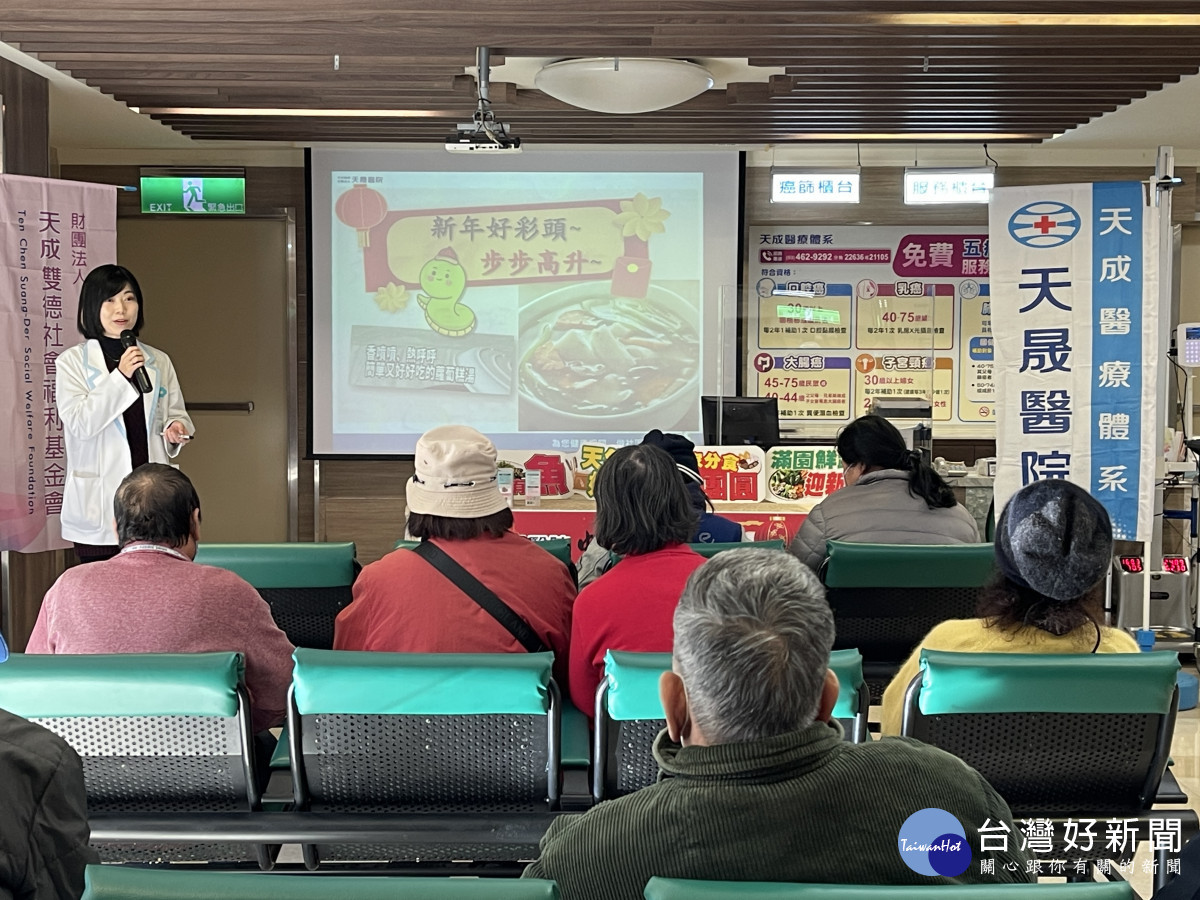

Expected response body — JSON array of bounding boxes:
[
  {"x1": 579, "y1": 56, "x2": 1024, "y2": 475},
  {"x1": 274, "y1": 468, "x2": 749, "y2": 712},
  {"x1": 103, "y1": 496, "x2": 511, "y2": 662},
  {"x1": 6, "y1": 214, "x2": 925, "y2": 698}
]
[{"x1": 416, "y1": 247, "x2": 475, "y2": 337}]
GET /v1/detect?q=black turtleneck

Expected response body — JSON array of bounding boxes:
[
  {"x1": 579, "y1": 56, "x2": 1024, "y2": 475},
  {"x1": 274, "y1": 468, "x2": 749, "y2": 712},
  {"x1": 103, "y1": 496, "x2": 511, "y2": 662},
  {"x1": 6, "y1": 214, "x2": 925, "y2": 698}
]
[{"x1": 98, "y1": 336, "x2": 149, "y2": 471}]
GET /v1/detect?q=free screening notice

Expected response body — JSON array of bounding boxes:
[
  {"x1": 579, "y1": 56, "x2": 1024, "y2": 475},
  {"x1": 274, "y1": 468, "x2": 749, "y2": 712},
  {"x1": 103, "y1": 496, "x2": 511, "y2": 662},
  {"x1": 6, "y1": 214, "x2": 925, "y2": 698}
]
[{"x1": 746, "y1": 225, "x2": 993, "y2": 436}]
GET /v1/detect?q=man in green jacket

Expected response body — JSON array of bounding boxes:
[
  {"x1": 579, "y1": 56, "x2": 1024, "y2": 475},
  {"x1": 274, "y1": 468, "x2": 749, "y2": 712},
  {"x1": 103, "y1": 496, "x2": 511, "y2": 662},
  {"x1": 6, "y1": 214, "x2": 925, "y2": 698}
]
[{"x1": 523, "y1": 548, "x2": 1031, "y2": 900}]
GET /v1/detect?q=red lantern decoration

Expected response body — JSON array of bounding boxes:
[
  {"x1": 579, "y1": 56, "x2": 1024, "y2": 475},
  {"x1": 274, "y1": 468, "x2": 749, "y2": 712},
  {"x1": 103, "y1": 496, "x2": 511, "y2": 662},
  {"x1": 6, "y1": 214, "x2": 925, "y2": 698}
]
[{"x1": 335, "y1": 183, "x2": 388, "y2": 248}]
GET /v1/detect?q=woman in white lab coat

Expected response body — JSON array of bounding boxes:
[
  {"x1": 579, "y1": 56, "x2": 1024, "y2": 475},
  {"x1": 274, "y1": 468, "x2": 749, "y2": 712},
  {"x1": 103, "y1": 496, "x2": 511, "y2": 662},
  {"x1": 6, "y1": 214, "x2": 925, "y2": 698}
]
[{"x1": 55, "y1": 265, "x2": 193, "y2": 561}]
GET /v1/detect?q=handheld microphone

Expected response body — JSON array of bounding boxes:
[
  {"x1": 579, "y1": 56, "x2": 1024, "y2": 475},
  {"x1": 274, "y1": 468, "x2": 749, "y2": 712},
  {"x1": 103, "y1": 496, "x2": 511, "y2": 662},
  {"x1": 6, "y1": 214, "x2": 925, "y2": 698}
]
[{"x1": 119, "y1": 330, "x2": 153, "y2": 394}]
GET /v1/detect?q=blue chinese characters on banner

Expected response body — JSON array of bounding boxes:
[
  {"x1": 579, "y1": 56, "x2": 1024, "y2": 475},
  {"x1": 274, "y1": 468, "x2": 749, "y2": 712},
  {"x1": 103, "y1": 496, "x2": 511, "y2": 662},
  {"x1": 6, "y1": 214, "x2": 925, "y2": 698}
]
[{"x1": 1090, "y1": 184, "x2": 1144, "y2": 540}]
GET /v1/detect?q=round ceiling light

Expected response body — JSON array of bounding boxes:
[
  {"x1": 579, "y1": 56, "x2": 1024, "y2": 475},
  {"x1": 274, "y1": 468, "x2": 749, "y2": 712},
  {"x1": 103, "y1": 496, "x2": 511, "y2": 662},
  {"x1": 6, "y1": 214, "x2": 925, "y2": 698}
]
[{"x1": 534, "y1": 57, "x2": 714, "y2": 114}]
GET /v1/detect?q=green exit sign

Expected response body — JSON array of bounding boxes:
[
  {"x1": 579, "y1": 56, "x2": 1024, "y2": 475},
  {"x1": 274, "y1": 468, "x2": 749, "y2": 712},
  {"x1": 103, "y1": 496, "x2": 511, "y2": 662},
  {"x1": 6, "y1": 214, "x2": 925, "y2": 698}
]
[{"x1": 140, "y1": 176, "x2": 246, "y2": 214}]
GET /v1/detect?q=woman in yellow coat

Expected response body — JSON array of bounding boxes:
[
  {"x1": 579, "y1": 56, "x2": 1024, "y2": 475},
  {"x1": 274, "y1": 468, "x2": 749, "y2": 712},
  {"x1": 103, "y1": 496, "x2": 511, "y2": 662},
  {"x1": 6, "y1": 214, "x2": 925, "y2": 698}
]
[{"x1": 881, "y1": 479, "x2": 1138, "y2": 735}]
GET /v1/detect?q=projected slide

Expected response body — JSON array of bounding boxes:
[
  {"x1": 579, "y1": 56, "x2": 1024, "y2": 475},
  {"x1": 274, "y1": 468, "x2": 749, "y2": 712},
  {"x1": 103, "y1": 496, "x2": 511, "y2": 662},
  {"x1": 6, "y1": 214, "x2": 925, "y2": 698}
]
[{"x1": 310, "y1": 149, "x2": 739, "y2": 456}]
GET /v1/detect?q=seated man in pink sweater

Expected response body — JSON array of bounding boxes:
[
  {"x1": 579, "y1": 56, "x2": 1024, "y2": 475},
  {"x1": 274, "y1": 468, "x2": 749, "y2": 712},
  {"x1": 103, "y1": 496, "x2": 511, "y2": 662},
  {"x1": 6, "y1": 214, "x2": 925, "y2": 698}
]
[{"x1": 27, "y1": 464, "x2": 295, "y2": 734}]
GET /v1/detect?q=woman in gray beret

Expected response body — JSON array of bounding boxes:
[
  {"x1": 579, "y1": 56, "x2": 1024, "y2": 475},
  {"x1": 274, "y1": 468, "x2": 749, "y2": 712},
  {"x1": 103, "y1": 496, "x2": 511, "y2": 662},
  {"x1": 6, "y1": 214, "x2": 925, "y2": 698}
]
[{"x1": 880, "y1": 478, "x2": 1138, "y2": 734}]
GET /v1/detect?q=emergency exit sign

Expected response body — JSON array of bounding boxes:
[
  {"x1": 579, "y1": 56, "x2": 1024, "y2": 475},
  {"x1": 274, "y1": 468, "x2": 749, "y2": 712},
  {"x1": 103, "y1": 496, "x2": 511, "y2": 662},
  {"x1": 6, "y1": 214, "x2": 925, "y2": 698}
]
[{"x1": 140, "y1": 176, "x2": 246, "y2": 214}]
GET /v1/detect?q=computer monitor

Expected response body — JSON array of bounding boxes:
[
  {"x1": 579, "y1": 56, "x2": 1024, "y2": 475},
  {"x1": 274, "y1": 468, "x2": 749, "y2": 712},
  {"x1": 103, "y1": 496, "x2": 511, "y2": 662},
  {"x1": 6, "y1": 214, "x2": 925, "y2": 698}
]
[{"x1": 701, "y1": 396, "x2": 780, "y2": 449}]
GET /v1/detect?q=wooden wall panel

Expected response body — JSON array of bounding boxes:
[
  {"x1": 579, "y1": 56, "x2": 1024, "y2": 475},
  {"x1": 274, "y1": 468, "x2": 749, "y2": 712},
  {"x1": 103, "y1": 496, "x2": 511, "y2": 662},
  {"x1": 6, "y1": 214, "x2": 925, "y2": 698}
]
[
  {"x1": 2, "y1": 60, "x2": 52, "y2": 652},
  {"x1": 321, "y1": 495, "x2": 411, "y2": 566},
  {"x1": 0, "y1": 57, "x2": 49, "y2": 178}
]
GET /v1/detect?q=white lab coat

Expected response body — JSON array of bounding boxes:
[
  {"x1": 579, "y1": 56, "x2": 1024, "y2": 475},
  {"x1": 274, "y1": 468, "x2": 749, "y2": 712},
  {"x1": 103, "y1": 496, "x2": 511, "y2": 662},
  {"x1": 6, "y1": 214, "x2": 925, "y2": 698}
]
[{"x1": 55, "y1": 339, "x2": 193, "y2": 545}]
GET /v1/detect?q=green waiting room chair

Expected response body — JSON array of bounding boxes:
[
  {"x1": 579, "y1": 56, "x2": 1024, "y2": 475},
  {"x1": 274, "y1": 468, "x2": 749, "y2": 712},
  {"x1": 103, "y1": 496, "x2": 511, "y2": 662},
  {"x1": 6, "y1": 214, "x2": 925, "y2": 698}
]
[
  {"x1": 592, "y1": 651, "x2": 671, "y2": 803},
  {"x1": 902, "y1": 650, "x2": 1197, "y2": 890},
  {"x1": 593, "y1": 648, "x2": 869, "y2": 803},
  {"x1": 195, "y1": 542, "x2": 359, "y2": 649},
  {"x1": 0, "y1": 652, "x2": 269, "y2": 869},
  {"x1": 644, "y1": 878, "x2": 1133, "y2": 900},
  {"x1": 688, "y1": 539, "x2": 785, "y2": 558},
  {"x1": 288, "y1": 648, "x2": 562, "y2": 869},
  {"x1": 828, "y1": 648, "x2": 870, "y2": 743},
  {"x1": 819, "y1": 540, "x2": 996, "y2": 702},
  {"x1": 82, "y1": 865, "x2": 561, "y2": 900}
]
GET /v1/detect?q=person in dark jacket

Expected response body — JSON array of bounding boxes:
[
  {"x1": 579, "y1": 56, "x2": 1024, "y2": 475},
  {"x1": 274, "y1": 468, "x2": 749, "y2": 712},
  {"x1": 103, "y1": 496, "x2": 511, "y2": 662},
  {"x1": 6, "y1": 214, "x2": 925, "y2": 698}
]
[
  {"x1": 790, "y1": 414, "x2": 978, "y2": 572},
  {"x1": 0, "y1": 633, "x2": 98, "y2": 900}
]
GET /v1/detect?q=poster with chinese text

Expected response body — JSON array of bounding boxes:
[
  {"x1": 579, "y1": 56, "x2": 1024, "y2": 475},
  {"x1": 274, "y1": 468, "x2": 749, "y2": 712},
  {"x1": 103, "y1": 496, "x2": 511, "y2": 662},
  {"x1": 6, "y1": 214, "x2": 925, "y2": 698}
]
[
  {"x1": 746, "y1": 226, "x2": 993, "y2": 435},
  {"x1": 989, "y1": 182, "x2": 1158, "y2": 541},
  {"x1": 0, "y1": 175, "x2": 117, "y2": 552}
]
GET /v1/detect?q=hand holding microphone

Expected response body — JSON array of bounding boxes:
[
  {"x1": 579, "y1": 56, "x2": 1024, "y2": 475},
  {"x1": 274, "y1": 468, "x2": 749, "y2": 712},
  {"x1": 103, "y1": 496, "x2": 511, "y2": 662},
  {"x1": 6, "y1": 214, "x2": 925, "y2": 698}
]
[{"x1": 118, "y1": 330, "x2": 153, "y2": 394}]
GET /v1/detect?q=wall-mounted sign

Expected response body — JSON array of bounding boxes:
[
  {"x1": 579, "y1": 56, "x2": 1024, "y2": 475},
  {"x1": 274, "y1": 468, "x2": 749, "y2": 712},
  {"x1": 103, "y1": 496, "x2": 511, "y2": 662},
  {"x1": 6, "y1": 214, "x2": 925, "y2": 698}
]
[
  {"x1": 772, "y1": 170, "x2": 860, "y2": 204},
  {"x1": 904, "y1": 168, "x2": 994, "y2": 205},
  {"x1": 747, "y1": 225, "x2": 993, "y2": 436},
  {"x1": 140, "y1": 176, "x2": 246, "y2": 214}
]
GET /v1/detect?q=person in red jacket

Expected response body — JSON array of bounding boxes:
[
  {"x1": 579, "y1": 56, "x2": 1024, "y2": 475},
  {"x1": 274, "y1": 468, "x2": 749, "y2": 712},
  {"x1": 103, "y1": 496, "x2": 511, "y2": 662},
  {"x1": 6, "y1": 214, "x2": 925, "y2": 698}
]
[
  {"x1": 334, "y1": 425, "x2": 575, "y2": 688},
  {"x1": 568, "y1": 443, "x2": 706, "y2": 716}
]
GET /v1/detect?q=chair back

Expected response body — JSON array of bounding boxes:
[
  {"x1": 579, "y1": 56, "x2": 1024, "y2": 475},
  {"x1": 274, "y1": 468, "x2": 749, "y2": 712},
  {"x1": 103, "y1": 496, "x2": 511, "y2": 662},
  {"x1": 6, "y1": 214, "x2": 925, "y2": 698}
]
[
  {"x1": 289, "y1": 649, "x2": 560, "y2": 866},
  {"x1": 820, "y1": 540, "x2": 996, "y2": 700},
  {"x1": 0, "y1": 652, "x2": 260, "y2": 865},
  {"x1": 195, "y1": 542, "x2": 358, "y2": 649},
  {"x1": 593, "y1": 650, "x2": 670, "y2": 802},
  {"x1": 83, "y1": 865, "x2": 561, "y2": 899},
  {"x1": 594, "y1": 648, "x2": 867, "y2": 802},
  {"x1": 644, "y1": 878, "x2": 1133, "y2": 900},
  {"x1": 687, "y1": 540, "x2": 785, "y2": 559},
  {"x1": 903, "y1": 650, "x2": 1179, "y2": 814},
  {"x1": 828, "y1": 648, "x2": 869, "y2": 743}
]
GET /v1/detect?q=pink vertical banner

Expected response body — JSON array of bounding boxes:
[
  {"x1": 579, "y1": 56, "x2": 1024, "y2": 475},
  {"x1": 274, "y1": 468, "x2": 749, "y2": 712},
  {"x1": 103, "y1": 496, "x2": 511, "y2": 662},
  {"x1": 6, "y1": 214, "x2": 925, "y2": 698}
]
[{"x1": 0, "y1": 175, "x2": 117, "y2": 552}]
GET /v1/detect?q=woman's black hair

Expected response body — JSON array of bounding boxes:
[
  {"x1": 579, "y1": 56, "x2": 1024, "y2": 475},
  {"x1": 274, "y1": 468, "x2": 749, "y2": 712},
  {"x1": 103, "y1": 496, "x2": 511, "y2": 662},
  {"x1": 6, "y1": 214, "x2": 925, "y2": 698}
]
[
  {"x1": 407, "y1": 507, "x2": 514, "y2": 541},
  {"x1": 836, "y1": 414, "x2": 956, "y2": 509},
  {"x1": 593, "y1": 444, "x2": 698, "y2": 556},
  {"x1": 685, "y1": 481, "x2": 715, "y2": 517},
  {"x1": 77, "y1": 264, "x2": 145, "y2": 339},
  {"x1": 977, "y1": 573, "x2": 1105, "y2": 650}
]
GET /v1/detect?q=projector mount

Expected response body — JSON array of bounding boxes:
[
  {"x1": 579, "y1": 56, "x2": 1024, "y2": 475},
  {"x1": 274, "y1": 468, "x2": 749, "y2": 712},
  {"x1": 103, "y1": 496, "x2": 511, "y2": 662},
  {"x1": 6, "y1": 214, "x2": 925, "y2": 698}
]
[{"x1": 446, "y1": 46, "x2": 521, "y2": 152}]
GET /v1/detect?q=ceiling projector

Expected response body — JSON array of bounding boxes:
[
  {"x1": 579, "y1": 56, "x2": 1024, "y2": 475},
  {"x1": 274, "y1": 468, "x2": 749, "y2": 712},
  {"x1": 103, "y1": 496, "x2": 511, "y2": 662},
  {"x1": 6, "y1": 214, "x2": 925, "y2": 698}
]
[{"x1": 446, "y1": 122, "x2": 522, "y2": 153}]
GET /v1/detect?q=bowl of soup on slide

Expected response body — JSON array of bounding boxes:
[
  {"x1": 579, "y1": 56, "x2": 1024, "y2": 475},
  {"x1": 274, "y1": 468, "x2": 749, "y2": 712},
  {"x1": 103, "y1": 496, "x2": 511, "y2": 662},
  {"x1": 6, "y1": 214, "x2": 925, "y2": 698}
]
[{"x1": 517, "y1": 282, "x2": 700, "y2": 431}]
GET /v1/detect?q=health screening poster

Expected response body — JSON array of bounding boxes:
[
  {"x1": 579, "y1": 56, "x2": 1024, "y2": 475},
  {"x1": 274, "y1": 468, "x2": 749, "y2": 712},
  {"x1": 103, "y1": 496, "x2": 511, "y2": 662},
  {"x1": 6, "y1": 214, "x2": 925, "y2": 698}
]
[
  {"x1": 0, "y1": 175, "x2": 117, "y2": 552},
  {"x1": 746, "y1": 225, "x2": 994, "y2": 436},
  {"x1": 990, "y1": 182, "x2": 1158, "y2": 542}
]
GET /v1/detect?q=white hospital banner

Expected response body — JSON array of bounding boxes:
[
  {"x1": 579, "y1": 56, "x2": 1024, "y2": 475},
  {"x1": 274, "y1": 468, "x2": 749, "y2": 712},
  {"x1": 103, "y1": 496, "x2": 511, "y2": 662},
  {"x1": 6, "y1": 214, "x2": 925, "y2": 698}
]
[
  {"x1": 0, "y1": 175, "x2": 117, "y2": 552},
  {"x1": 990, "y1": 181, "x2": 1158, "y2": 541}
]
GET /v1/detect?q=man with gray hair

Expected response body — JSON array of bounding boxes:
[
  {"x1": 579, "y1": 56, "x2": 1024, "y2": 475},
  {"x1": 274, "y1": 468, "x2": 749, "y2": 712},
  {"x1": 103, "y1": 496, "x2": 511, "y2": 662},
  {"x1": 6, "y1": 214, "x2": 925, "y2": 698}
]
[{"x1": 524, "y1": 549, "x2": 1030, "y2": 900}]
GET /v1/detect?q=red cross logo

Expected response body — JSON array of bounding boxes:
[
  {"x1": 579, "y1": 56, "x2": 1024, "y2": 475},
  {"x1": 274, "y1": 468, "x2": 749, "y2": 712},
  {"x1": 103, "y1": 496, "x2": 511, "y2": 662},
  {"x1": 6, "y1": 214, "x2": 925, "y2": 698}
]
[{"x1": 1033, "y1": 215, "x2": 1057, "y2": 234}]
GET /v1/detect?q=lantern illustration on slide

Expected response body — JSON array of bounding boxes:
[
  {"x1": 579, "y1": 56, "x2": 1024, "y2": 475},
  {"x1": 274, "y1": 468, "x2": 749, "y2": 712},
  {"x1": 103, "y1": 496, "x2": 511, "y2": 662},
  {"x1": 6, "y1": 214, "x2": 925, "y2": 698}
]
[{"x1": 336, "y1": 183, "x2": 388, "y2": 248}]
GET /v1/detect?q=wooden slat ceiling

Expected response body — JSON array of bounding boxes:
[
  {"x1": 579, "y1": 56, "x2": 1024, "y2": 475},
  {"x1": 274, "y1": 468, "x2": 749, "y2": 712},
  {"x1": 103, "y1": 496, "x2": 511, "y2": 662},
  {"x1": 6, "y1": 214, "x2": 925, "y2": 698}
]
[{"x1": 5, "y1": 1, "x2": 1200, "y2": 144}]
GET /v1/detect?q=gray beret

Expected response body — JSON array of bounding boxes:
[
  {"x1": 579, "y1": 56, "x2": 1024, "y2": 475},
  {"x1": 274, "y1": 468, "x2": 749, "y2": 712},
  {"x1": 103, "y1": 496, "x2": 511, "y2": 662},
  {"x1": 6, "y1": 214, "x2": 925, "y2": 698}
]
[{"x1": 994, "y1": 479, "x2": 1113, "y2": 602}]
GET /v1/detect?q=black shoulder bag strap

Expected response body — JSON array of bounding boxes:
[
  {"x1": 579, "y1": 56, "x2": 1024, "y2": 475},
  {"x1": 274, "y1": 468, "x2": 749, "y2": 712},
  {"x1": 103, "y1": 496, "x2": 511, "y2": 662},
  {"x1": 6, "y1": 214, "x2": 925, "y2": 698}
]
[{"x1": 413, "y1": 541, "x2": 548, "y2": 653}]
